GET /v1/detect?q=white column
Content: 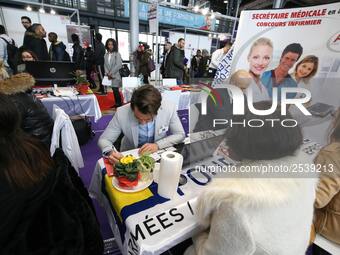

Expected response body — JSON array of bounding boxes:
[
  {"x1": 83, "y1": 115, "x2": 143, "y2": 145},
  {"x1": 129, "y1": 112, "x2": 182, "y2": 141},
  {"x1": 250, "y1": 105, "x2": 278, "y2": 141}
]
[{"x1": 130, "y1": 0, "x2": 139, "y2": 76}]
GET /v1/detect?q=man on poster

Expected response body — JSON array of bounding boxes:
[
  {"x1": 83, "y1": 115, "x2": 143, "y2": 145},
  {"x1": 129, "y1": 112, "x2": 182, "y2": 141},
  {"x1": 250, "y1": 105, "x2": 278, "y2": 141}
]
[{"x1": 261, "y1": 43, "x2": 303, "y2": 99}]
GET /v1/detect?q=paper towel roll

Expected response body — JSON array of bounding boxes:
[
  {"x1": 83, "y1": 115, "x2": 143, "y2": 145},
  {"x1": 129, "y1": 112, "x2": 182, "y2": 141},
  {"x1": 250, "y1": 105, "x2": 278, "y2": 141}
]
[{"x1": 157, "y1": 151, "x2": 183, "y2": 199}]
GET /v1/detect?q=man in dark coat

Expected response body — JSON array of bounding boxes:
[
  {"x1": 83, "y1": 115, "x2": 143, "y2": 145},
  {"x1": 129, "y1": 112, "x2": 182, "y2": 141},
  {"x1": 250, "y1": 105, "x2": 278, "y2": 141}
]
[
  {"x1": 71, "y1": 33, "x2": 85, "y2": 70},
  {"x1": 190, "y1": 49, "x2": 202, "y2": 78},
  {"x1": 23, "y1": 23, "x2": 49, "y2": 61},
  {"x1": 48, "y1": 32, "x2": 70, "y2": 61},
  {"x1": 160, "y1": 41, "x2": 172, "y2": 77},
  {"x1": 94, "y1": 33, "x2": 106, "y2": 94},
  {"x1": 164, "y1": 38, "x2": 185, "y2": 84}
]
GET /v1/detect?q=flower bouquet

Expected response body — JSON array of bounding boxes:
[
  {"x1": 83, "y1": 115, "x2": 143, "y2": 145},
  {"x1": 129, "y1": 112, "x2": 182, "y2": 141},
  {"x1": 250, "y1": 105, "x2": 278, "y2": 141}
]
[
  {"x1": 73, "y1": 70, "x2": 90, "y2": 95},
  {"x1": 114, "y1": 154, "x2": 155, "y2": 188}
]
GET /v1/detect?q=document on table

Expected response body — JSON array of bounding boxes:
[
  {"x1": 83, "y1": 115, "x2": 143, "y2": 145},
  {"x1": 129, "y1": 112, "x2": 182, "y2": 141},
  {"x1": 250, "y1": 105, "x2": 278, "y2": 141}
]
[
  {"x1": 122, "y1": 148, "x2": 161, "y2": 161},
  {"x1": 102, "y1": 76, "x2": 112, "y2": 86}
]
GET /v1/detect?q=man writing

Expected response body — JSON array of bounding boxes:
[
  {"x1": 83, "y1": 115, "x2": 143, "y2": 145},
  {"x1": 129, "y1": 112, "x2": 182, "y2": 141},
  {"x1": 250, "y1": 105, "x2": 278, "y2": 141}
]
[
  {"x1": 98, "y1": 85, "x2": 185, "y2": 163},
  {"x1": 261, "y1": 43, "x2": 303, "y2": 99}
]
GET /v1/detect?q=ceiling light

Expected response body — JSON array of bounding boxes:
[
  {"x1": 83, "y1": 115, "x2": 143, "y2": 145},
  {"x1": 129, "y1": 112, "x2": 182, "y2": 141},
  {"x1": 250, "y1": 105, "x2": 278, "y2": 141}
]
[
  {"x1": 50, "y1": 9, "x2": 56, "y2": 15},
  {"x1": 201, "y1": 8, "x2": 209, "y2": 16},
  {"x1": 224, "y1": 0, "x2": 228, "y2": 3},
  {"x1": 26, "y1": 5, "x2": 32, "y2": 11},
  {"x1": 39, "y1": 7, "x2": 45, "y2": 13},
  {"x1": 193, "y1": 5, "x2": 199, "y2": 12}
]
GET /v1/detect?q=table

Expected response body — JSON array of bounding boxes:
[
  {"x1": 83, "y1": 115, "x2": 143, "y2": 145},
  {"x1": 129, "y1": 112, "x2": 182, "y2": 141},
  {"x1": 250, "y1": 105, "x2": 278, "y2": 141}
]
[
  {"x1": 89, "y1": 154, "x2": 232, "y2": 255},
  {"x1": 41, "y1": 94, "x2": 102, "y2": 122},
  {"x1": 89, "y1": 135, "x2": 320, "y2": 255}
]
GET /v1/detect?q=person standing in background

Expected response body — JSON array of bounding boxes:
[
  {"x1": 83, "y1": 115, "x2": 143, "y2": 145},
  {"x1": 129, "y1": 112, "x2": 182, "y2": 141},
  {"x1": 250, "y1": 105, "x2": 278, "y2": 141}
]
[
  {"x1": 71, "y1": 33, "x2": 85, "y2": 70},
  {"x1": 0, "y1": 25, "x2": 16, "y2": 74},
  {"x1": 21, "y1": 16, "x2": 32, "y2": 31},
  {"x1": 21, "y1": 16, "x2": 32, "y2": 46},
  {"x1": 23, "y1": 23, "x2": 49, "y2": 61},
  {"x1": 160, "y1": 42, "x2": 172, "y2": 77},
  {"x1": 138, "y1": 44, "x2": 152, "y2": 84},
  {"x1": 83, "y1": 42, "x2": 96, "y2": 89},
  {"x1": 104, "y1": 38, "x2": 122, "y2": 108},
  {"x1": 190, "y1": 49, "x2": 202, "y2": 78},
  {"x1": 48, "y1": 32, "x2": 70, "y2": 62},
  {"x1": 209, "y1": 42, "x2": 232, "y2": 78},
  {"x1": 198, "y1": 49, "x2": 210, "y2": 78},
  {"x1": 164, "y1": 38, "x2": 185, "y2": 85},
  {"x1": 94, "y1": 33, "x2": 106, "y2": 94}
]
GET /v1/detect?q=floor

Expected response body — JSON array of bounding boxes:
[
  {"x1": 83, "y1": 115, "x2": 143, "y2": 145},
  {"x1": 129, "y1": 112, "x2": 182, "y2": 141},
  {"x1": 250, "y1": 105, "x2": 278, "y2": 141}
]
[{"x1": 78, "y1": 113, "x2": 120, "y2": 252}]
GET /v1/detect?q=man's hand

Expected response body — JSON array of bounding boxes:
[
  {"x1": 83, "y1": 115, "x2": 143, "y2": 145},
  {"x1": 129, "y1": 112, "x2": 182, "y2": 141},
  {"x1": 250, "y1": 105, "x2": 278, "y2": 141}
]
[
  {"x1": 107, "y1": 151, "x2": 123, "y2": 164},
  {"x1": 139, "y1": 143, "x2": 159, "y2": 155}
]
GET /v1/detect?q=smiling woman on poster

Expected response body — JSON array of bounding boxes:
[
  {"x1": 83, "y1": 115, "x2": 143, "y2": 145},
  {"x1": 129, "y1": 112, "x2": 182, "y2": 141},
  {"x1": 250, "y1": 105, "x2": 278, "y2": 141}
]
[
  {"x1": 230, "y1": 37, "x2": 273, "y2": 102},
  {"x1": 291, "y1": 55, "x2": 319, "y2": 99},
  {"x1": 246, "y1": 37, "x2": 273, "y2": 101}
]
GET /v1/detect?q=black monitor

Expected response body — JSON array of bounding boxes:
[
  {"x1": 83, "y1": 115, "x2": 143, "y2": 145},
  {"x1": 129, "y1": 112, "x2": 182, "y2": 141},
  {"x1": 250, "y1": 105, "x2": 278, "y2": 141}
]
[
  {"x1": 178, "y1": 134, "x2": 225, "y2": 167},
  {"x1": 25, "y1": 61, "x2": 76, "y2": 86}
]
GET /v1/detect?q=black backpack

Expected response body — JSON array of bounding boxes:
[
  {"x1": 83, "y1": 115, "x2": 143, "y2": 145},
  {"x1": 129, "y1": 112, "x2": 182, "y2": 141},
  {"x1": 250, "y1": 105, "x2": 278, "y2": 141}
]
[{"x1": 0, "y1": 37, "x2": 18, "y2": 71}]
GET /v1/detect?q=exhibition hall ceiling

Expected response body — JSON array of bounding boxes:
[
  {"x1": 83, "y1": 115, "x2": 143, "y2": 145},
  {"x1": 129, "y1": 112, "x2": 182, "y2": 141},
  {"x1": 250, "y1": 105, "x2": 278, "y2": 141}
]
[{"x1": 240, "y1": 0, "x2": 340, "y2": 11}]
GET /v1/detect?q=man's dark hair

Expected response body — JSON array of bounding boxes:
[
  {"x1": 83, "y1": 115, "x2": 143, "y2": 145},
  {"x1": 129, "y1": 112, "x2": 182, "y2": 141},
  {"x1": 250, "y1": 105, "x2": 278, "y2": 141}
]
[
  {"x1": 281, "y1": 43, "x2": 303, "y2": 60},
  {"x1": 226, "y1": 101, "x2": 302, "y2": 160},
  {"x1": 48, "y1": 32, "x2": 58, "y2": 40},
  {"x1": 105, "y1": 38, "x2": 118, "y2": 52},
  {"x1": 130, "y1": 85, "x2": 162, "y2": 115},
  {"x1": 178, "y1": 38, "x2": 185, "y2": 43},
  {"x1": 71, "y1": 33, "x2": 80, "y2": 43},
  {"x1": 21, "y1": 16, "x2": 32, "y2": 23},
  {"x1": 95, "y1": 33, "x2": 102, "y2": 42},
  {"x1": 220, "y1": 41, "x2": 232, "y2": 49},
  {"x1": 0, "y1": 25, "x2": 6, "y2": 35}
]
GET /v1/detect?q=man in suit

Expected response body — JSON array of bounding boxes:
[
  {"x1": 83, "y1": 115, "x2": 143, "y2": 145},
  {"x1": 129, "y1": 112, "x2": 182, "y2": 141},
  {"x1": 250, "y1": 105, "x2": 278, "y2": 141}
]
[{"x1": 98, "y1": 85, "x2": 185, "y2": 163}]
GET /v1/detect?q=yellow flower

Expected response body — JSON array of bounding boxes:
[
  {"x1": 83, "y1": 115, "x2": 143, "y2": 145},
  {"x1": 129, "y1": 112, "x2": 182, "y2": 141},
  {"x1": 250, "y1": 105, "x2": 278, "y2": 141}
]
[{"x1": 120, "y1": 155, "x2": 135, "y2": 164}]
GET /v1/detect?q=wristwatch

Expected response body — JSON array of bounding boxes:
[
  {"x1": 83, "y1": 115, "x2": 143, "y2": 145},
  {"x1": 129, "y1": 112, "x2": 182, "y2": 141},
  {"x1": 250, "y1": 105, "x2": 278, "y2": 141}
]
[{"x1": 102, "y1": 150, "x2": 113, "y2": 158}]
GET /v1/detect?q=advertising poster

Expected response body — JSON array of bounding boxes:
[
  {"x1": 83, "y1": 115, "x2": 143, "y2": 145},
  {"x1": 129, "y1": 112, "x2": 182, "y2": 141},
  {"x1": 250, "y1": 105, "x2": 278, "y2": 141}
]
[
  {"x1": 230, "y1": 2, "x2": 340, "y2": 107},
  {"x1": 208, "y1": 3, "x2": 340, "y2": 147}
]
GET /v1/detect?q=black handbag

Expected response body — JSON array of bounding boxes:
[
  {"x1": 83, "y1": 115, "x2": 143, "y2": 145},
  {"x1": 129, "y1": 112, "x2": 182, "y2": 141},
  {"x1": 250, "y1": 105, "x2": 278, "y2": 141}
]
[
  {"x1": 119, "y1": 64, "x2": 130, "y2": 77},
  {"x1": 70, "y1": 115, "x2": 92, "y2": 146}
]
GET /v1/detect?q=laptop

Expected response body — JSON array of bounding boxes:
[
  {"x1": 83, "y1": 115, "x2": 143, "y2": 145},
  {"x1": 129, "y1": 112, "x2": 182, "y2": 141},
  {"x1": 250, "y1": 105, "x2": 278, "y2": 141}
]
[
  {"x1": 25, "y1": 61, "x2": 76, "y2": 86},
  {"x1": 178, "y1": 134, "x2": 225, "y2": 167},
  {"x1": 307, "y1": 103, "x2": 334, "y2": 117}
]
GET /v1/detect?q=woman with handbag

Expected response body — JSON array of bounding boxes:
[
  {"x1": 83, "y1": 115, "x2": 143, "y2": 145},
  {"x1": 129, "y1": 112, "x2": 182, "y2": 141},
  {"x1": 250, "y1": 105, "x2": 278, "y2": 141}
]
[{"x1": 104, "y1": 38, "x2": 122, "y2": 108}]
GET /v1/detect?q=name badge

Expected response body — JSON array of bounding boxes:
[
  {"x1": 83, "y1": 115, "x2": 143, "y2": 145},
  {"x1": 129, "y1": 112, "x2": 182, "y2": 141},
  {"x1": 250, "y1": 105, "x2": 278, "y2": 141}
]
[{"x1": 159, "y1": 125, "x2": 169, "y2": 134}]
